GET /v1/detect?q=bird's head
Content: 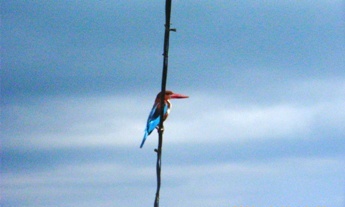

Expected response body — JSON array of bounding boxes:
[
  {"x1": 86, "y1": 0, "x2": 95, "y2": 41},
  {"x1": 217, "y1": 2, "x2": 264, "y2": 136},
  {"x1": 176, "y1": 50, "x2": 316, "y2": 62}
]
[{"x1": 156, "y1": 90, "x2": 189, "y2": 101}]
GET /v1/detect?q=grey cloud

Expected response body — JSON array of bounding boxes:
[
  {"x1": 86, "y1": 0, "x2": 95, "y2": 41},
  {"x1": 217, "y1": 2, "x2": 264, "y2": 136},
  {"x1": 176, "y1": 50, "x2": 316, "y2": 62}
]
[
  {"x1": 2, "y1": 1, "x2": 344, "y2": 98},
  {"x1": 2, "y1": 1, "x2": 345, "y2": 206}
]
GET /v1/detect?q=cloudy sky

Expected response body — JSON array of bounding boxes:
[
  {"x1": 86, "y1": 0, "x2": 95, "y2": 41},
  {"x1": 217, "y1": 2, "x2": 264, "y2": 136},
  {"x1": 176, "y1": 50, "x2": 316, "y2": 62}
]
[{"x1": 2, "y1": 0, "x2": 345, "y2": 206}]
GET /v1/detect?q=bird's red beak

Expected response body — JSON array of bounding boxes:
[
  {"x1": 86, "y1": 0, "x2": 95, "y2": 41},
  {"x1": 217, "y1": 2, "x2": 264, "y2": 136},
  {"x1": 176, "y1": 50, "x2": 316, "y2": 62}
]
[{"x1": 170, "y1": 93, "x2": 189, "y2": 99}]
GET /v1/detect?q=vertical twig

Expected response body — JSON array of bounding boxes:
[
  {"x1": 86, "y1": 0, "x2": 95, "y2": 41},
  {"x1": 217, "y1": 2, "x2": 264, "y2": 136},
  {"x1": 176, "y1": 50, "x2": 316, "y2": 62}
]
[{"x1": 154, "y1": 0, "x2": 173, "y2": 207}]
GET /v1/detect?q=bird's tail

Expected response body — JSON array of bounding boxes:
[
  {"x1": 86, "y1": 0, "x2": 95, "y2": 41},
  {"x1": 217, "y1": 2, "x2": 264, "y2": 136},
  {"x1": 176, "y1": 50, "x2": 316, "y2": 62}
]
[{"x1": 140, "y1": 131, "x2": 148, "y2": 148}]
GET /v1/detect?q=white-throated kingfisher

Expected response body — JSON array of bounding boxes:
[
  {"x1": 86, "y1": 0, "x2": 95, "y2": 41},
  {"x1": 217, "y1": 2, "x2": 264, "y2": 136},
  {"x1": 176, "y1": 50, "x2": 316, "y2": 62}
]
[{"x1": 140, "y1": 90, "x2": 189, "y2": 148}]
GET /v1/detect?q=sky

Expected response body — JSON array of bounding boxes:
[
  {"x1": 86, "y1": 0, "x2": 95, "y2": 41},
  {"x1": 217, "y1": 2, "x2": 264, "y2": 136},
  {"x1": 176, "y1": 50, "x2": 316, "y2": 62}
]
[{"x1": 1, "y1": 0, "x2": 345, "y2": 206}]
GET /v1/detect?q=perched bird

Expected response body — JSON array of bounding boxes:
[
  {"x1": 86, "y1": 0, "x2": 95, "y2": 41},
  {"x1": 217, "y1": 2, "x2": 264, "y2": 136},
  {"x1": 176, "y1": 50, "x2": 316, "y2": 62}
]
[{"x1": 140, "y1": 90, "x2": 188, "y2": 148}]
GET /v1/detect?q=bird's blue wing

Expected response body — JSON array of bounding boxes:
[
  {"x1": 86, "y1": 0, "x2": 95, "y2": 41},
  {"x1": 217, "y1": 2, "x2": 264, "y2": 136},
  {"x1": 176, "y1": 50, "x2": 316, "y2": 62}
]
[
  {"x1": 140, "y1": 103, "x2": 168, "y2": 148},
  {"x1": 147, "y1": 104, "x2": 160, "y2": 134},
  {"x1": 140, "y1": 104, "x2": 159, "y2": 148}
]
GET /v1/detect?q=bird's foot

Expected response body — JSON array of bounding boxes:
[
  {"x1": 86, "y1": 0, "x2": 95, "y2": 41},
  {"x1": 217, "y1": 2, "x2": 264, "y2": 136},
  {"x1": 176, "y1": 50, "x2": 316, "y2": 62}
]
[{"x1": 156, "y1": 126, "x2": 164, "y2": 133}]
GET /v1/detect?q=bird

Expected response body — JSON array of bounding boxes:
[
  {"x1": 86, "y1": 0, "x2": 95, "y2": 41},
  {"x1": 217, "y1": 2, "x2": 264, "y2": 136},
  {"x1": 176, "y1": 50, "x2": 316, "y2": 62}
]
[{"x1": 140, "y1": 90, "x2": 188, "y2": 148}]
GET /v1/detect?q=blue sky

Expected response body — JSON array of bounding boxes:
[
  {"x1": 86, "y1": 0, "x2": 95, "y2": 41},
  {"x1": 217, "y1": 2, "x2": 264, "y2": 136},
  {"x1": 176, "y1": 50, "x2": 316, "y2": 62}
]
[{"x1": 1, "y1": 0, "x2": 345, "y2": 206}]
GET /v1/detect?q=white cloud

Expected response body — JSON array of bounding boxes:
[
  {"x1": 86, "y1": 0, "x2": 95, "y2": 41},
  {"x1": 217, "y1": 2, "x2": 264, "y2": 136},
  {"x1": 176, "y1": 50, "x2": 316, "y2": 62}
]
[
  {"x1": 2, "y1": 95, "x2": 150, "y2": 149},
  {"x1": 160, "y1": 156, "x2": 344, "y2": 206},
  {"x1": 166, "y1": 104, "x2": 314, "y2": 144},
  {"x1": 4, "y1": 156, "x2": 342, "y2": 207},
  {"x1": 2, "y1": 162, "x2": 156, "y2": 206},
  {"x1": 3, "y1": 76, "x2": 345, "y2": 150}
]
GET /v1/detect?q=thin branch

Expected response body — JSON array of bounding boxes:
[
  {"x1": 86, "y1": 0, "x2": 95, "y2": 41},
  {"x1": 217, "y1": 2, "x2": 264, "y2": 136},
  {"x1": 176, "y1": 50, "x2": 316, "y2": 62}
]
[{"x1": 154, "y1": 0, "x2": 173, "y2": 207}]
